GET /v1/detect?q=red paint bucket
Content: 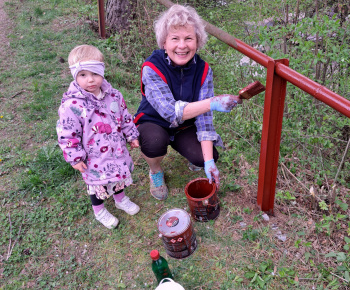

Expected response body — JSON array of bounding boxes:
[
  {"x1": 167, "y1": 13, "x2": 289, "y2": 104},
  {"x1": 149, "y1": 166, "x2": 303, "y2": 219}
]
[
  {"x1": 157, "y1": 208, "x2": 197, "y2": 259},
  {"x1": 185, "y1": 178, "x2": 220, "y2": 222}
]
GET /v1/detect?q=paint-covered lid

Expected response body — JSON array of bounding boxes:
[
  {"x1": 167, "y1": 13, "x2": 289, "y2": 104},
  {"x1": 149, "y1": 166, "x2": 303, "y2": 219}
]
[{"x1": 158, "y1": 208, "x2": 191, "y2": 238}]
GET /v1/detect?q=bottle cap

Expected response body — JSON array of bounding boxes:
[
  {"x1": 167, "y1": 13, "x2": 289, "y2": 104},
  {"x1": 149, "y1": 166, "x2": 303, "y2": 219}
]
[{"x1": 150, "y1": 250, "x2": 160, "y2": 260}]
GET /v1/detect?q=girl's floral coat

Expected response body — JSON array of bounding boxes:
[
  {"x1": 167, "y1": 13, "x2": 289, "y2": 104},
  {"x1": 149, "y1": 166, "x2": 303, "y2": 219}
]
[{"x1": 56, "y1": 79, "x2": 139, "y2": 185}]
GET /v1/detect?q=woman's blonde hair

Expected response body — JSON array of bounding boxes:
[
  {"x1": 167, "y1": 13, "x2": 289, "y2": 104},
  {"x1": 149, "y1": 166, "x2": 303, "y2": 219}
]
[
  {"x1": 68, "y1": 45, "x2": 104, "y2": 66},
  {"x1": 154, "y1": 4, "x2": 207, "y2": 50}
]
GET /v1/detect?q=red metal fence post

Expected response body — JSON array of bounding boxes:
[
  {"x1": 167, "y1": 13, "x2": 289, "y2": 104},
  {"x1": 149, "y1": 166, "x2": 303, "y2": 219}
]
[
  {"x1": 257, "y1": 59, "x2": 289, "y2": 214},
  {"x1": 97, "y1": 0, "x2": 106, "y2": 39}
]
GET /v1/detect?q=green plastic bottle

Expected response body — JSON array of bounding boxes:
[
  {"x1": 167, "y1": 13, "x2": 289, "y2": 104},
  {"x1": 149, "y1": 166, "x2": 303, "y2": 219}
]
[{"x1": 150, "y1": 250, "x2": 173, "y2": 284}]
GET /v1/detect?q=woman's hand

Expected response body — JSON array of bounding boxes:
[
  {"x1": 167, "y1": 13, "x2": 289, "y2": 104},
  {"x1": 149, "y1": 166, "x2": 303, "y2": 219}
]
[
  {"x1": 210, "y1": 95, "x2": 242, "y2": 112},
  {"x1": 72, "y1": 161, "x2": 87, "y2": 173},
  {"x1": 204, "y1": 159, "x2": 220, "y2": 189},
  {"x1": 129, "y1": 139, "x2": 140, "y2": 149}
]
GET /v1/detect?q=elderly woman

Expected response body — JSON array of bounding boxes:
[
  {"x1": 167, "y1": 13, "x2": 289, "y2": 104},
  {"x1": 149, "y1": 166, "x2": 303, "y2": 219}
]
[{"x1": 134, "y1": 4, "x2": 241, "y2": 200}]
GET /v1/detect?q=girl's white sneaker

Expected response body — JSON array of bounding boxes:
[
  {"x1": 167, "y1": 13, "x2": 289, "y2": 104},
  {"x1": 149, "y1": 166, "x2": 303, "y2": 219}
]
[
  {"x1": 115, "y1": 196, "x2": 140, "y2": 215},
  {"x1": 95, "y1": 208, "x2": 119, "y2": 229}
]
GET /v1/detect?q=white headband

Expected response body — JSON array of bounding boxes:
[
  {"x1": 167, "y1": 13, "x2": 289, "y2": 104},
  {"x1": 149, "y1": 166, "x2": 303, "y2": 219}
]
[{"x1": 69, "y1": 61, "x2": 105, "y2": 80}]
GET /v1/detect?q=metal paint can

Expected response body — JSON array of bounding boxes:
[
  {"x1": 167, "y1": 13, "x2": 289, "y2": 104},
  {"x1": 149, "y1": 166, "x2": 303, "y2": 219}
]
[
  {"x1": 185, "y1": 178, "x2": 220, "y2": 222},
  {"x1": 157, "y1": 208, "x2": 197, "y2": 259}
]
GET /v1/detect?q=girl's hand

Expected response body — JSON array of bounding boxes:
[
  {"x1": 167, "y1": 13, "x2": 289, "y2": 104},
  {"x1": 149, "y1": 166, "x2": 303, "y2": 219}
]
[
  {"x1": 204, "y1": 159, "x2": 220, "y2": 189},
  {"x1": 72, "y1": 161, "x2": 87, "y2": 173},
  {"x1": 129, "y1": 139, "x2": 139, "y2": 149}
]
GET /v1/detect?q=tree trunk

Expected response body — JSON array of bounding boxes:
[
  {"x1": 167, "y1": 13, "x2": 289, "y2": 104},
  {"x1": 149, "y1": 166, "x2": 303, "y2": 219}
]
[{"x1": 105, "y1": 0, "x2": 136, "y2": 32}]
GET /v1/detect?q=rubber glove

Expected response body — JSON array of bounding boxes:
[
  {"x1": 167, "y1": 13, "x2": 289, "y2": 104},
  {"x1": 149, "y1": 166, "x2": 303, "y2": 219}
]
[
  {"x1": 204, "y1": 159, "x2": 220, "y2": 188},
  {"x1": 210, "y1": 95, "x2": 241, "y2": 112}
]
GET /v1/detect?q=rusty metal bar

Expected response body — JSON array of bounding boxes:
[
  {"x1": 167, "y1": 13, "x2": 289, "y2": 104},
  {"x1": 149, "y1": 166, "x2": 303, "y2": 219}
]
[
  {"x1": 233, "y1": 39, "x2": 350, "y2": 118},
  {"x1": 234, "y1": 38, "x2": 272, "y2": 67},
  {"x1": 276, "y1": 63, "x2": 350, "y2": 118},
  {"x1": 257, "y1": 59, "x2": 288, "y2": 214},
  {"x1": 97, "y1": 0, "x2": 106, "y2": 39}
]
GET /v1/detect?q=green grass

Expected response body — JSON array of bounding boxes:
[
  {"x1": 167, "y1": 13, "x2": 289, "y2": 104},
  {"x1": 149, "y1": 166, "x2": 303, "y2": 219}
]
[{"x1": 1, "y1": 0, "x2": 350, "y2": 289}]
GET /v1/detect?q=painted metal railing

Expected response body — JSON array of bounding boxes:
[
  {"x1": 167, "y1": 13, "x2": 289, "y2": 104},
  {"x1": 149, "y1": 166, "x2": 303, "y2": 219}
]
[
  {"x1": 97, "y1": 0, "x2": 106, "y2": 38},
  {"x1": 98, "y1": 0, "x2": 350, "y2": 214}
]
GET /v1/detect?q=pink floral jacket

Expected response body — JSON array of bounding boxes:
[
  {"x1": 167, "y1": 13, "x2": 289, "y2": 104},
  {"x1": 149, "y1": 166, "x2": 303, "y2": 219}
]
[{"x1": 56, "y1": 79, "x2": 139, "y2": 185}]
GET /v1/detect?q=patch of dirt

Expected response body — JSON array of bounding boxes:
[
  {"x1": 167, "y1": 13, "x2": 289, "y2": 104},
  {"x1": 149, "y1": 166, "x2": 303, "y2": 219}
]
[
  {"x1": 0, "y1": 1, "x2": 11, "y2": 59},
  {"x1": 51, "y1": 17, "x2": 86, "y2": 34},
  {"x1": 0, "y1": 0, "x2": 16, "y2": 72}
]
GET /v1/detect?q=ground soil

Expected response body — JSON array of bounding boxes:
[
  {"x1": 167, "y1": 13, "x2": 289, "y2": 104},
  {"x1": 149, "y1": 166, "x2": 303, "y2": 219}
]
[
  {"x1": 0, "y1": 0, "x2": 15, "y2": 69},
  {"x1": 0, "y1": 0, "x2": 9, "y2": 52}
]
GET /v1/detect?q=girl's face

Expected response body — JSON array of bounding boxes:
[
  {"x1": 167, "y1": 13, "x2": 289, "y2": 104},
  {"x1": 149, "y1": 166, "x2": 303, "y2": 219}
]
[
  {"x1": 76, "y1": 70, "x2": 103, "y2": 96},
  {"x1": 163, "y1": 24, "x2": 197, "y2": 66}
]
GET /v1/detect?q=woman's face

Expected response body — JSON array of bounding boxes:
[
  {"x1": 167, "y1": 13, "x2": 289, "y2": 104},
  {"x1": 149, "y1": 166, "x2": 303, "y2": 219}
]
[{"x1": 163, "y1": 24, "x2": 197, "y2": 66}]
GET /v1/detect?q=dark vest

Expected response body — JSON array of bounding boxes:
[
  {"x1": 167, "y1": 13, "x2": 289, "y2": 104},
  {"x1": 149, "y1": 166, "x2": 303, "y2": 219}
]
[{"x1": 134, "y1": 50, "x2": 209, "y2": 131}]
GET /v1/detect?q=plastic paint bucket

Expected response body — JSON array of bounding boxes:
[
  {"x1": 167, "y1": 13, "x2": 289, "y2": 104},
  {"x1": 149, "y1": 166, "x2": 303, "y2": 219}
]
[
  {"x1": 157, "y1": 208, "x2": 197, "y2": 259},
  {"x1": 155, "y1": 278, "x2": 185, "y2": 290},
  {"x1": 185, "y1": 178, "x2": 220, "y2": 222}
]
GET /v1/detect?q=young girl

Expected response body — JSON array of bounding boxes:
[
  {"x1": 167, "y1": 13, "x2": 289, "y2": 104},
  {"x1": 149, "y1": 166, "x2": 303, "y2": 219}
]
[{"x1": 57, "y1": 45, "x2": 140, "y2": 229}]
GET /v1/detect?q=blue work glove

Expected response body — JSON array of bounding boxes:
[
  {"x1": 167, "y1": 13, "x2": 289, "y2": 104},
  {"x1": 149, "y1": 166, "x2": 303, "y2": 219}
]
[
  {"x1": 210, "y1": 95, "x2": 241, "y2": 112},
  {"x1": 204, "y1": 159, "x2": 220, "y2": 188}
]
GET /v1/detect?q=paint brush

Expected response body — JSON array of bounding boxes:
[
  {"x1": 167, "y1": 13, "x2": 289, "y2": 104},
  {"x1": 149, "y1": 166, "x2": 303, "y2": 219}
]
[{"x1": 238, "y1": 80, "x2": 266, "y2": 100}]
